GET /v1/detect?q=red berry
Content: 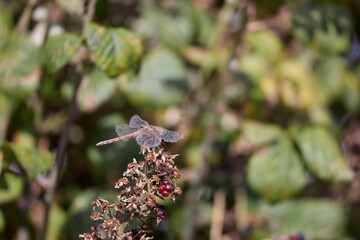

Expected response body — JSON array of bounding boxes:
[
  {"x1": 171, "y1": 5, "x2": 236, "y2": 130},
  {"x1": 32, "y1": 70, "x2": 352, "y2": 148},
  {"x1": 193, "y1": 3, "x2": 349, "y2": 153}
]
[
  {"x1": 163, "y1": 180, "x2": 170, "y2": 185},
  {"x1": 164, "y1": 184, "x2": 172, "y2": 191},
  {"x1": 161, "y1": 190, "x2": 169, "y2": 197},
  {"x1": 158, "y1": 185, "x2": 165, "y2": 193}
]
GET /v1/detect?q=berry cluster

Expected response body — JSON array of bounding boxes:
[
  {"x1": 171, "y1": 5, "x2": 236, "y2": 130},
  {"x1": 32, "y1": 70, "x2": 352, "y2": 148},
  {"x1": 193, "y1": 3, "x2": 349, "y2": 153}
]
[
  {"x1": 158, "y1": 180, "x2": 173, "y2": 197},
  {"x1": 79, "y1": 147, "x2": 182, "y2": 240}
]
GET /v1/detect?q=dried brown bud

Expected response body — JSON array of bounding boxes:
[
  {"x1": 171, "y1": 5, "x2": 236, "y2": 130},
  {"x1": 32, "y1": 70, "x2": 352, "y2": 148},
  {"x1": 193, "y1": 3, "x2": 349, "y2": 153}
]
[
  {"x1": 155, "y1": 208, "x2": 166, "y2": 219},
  {"x1": 153, "y1": 147, "x2": 162, "y2": 155},
  {"x1": 132, "y1": 203, "x2": 137, "y2": 210},
  {"x1": 100, "y1": 202, "x2": 110, "y2": 211},
  {"x1": 145, "y1": 195, "x2": 157, "y2": 208},
  {"x1": 115, "y1": 202, "x2": 125, "y2": 214},
  {"x1": 172, "y1": 168, "x2": 182, "y2": 179},
  {"x1": 141, "y1": 224, "x2": 149, "y2": 231},
  {"x1": 172, "y1": 187, "x2": 182, "y2": 203},
  {"x1": 103, "y1": 218, "x2": 120, "y2": 230},
  {"x1": 79, "y1": 233, "x2": 93, "y2": 240},
  {"x1": 115, "y1": 178, "x2": 129, "y2": 188},
  {"x1": 162, "y1": 151, "x2": 172, "y2": 159},
  {"x1": 140, "y1": 235, "x2": 154, "y2": 240},
  {"x1": 133, "y1": 185, "x2": 144, "y2": 195},
  {"x1": 128, "y1": 162, "x2": 139, "y2": 170},
  {"x1": 153, "y1": 175, "x2": 161, "y2": 183},
  {"x1": 103, "y1": 219, "x2": 115, "y2": 229},
  {"x1": 145, "y1": 152, "x2": 154, "y2": 161},
  {"x1": 173, "y1": 186, "x2": 182, "y2": 196},
  {"x1": 90, "y1": 211, "x2": 101, "y2": 221}
]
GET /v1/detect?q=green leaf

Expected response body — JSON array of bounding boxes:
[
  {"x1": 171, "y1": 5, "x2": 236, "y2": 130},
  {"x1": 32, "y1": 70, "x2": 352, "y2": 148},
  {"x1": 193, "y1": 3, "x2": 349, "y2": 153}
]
[
  {"x1": 186, "y1": 3, "x2": 214, "y2": 45},
  {"x1": 133, "y1": 7, "x2": 193, "y2": 50},
  {"x1": 296, "y1": 126, "x2": 353, "y2": 182},
  {"x1": 291, "y1": 4, "x2": 352, "y2": 53},
  {"x1": 0, "y1": 37, "x2": 40, "y2": 96},
  {"x1": 2, "y1": 142, "x2": 54, "y2": 179},
  {"x1": 245, "y1": 30, "x2": 283, "y2": 64},
  {"x1": 85, "y1": 23, "x2": 143, "y2": 77},
  {"x1": 43, "y1": 33, "x2": 82, "y2": 73},
  {"x1": 268, "y1": 199, "x2": 345, "y2": 239},
  {"x1": 342, "y1": 71, "x2": 360, "y2": 113},
  {"x1": 77, "y1": 68, "x2": 117, "y2": 112},
  {"x1": 241, "y1": 120, "x2": 283, "y2": 147},
  {"x1": 11, "y1": 131, "x2": 36, "y2": 149},
  {"x1": 237, "y1": 54, "x2": 267, "y2": 84},
  {"x1": 126, "y1": 49, "x2": 188, "y2": 107},
  {"x1": 0, "y1": 172, "x2": 24, "y2": 205},
  {"x1": 183, "y1": 47, "x2": 228, "y2": 74},
  {"x1": 247, "y1": 136, "x2": 306, "y2": 201},
  {"x1": 315, "y1": 56, "x2": 345, "y2": 99},
  {"x1": 277, "y1": 60, "x2": 315, "y2": 109}
]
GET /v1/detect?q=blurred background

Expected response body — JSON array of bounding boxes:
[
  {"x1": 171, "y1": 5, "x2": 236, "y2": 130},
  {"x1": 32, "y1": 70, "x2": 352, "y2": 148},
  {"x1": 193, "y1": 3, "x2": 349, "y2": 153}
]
[{"x1": 1, "y1": 0, "x2": 360, "y2": 239}]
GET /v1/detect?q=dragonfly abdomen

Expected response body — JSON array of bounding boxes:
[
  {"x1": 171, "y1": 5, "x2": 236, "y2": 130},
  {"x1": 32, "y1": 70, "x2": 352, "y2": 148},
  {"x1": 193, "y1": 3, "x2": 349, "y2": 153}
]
[{"x1": 96, "y1": 137, "x2": 123, "y2": 146}]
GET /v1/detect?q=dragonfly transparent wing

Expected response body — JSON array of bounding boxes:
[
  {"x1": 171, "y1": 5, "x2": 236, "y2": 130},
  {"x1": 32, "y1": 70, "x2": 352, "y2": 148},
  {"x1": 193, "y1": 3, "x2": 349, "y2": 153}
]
[
  {"x1": 129, "y1": 115, "x2": 149, "y2": 129},
  {"x1": 136, "y1": 133, "x2": 162, "y2": 148},
  {"x1": 115, "y1": 123, "x2": 137, "y2": 141},
  {"x1": 161, "y1": 129, "x2": 184, "y2": 143}
]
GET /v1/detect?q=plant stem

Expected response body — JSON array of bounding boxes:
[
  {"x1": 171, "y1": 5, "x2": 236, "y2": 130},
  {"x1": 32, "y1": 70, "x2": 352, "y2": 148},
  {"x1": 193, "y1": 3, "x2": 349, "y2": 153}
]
[
  {"x1": 40, "y1": 1, "x2": 98, "y2": 239},
  {"x1": 82, "y1": 0, "x2": 98, "y2": 35},
  {"x1": 14, "y1": 0, "x2": 38, "y2": 34},
  {"x1": 210, "y1": 189, "x2": 226, "y2": 240}
]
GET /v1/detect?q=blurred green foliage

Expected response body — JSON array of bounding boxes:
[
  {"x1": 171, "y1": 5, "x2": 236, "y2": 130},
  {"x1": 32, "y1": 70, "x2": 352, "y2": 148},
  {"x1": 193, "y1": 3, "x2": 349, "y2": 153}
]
[{"x1": 0, "y1": 0, "x2": 360, "y2": 239}]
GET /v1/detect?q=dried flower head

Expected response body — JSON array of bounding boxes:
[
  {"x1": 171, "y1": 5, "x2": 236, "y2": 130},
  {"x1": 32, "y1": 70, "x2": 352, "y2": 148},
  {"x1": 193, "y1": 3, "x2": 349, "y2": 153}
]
[{"x1": 80, "y1": 146, "x2": 182, "y2": 240}]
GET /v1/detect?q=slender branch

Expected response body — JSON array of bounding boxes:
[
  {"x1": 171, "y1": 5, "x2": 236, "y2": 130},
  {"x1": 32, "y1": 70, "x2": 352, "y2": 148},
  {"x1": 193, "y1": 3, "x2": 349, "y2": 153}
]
[
  {"x1": 82, "y1": 0, "x2": 98, "y2": 35},
  {"x1": 40, "y1": 1, "x2": 98, "y2": 239},
  {"x1": 14, "y1": 0, "x2": 38, "y2": 34},
  {"x1": 210, "y1": 189, "x2": 226, "y2": 240}
]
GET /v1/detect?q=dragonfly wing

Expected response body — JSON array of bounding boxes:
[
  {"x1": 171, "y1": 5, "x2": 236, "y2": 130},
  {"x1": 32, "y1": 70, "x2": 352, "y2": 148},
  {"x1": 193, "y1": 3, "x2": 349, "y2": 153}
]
[
  {"x1": 115, "y1": 123, "x2": 136, "y2": 141},
  {"x1": 136, "y1": 134, "x2": 161, "y2": 148},
  {"x1": 161, "y1": 129, "x2": 184, "y2": 143},
  {"x1": 129, "y1": 115, "x2": 149, "y2": 129}
]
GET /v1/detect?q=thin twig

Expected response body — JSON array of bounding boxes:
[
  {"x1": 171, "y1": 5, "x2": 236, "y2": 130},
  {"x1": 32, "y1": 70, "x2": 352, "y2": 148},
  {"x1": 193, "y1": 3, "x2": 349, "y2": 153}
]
[
  {"x1": 82, "y1": 0, "x2": 98, "y2": 35},
  {"x1": 210, "y1": 189, "x2": 226, "y2": 240},
  {"x1": 40, "y1": 1, "x2": 98, "y2": 239},
  {"x1": 14, "y1": 0, "x2": 38, "y2": 34}
]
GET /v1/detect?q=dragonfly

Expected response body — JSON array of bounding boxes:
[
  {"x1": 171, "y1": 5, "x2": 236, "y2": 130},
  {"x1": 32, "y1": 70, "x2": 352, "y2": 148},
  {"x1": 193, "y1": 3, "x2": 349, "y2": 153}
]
[{"x1": 96, "y1": 115, "x2": 184, "y2": 148}]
